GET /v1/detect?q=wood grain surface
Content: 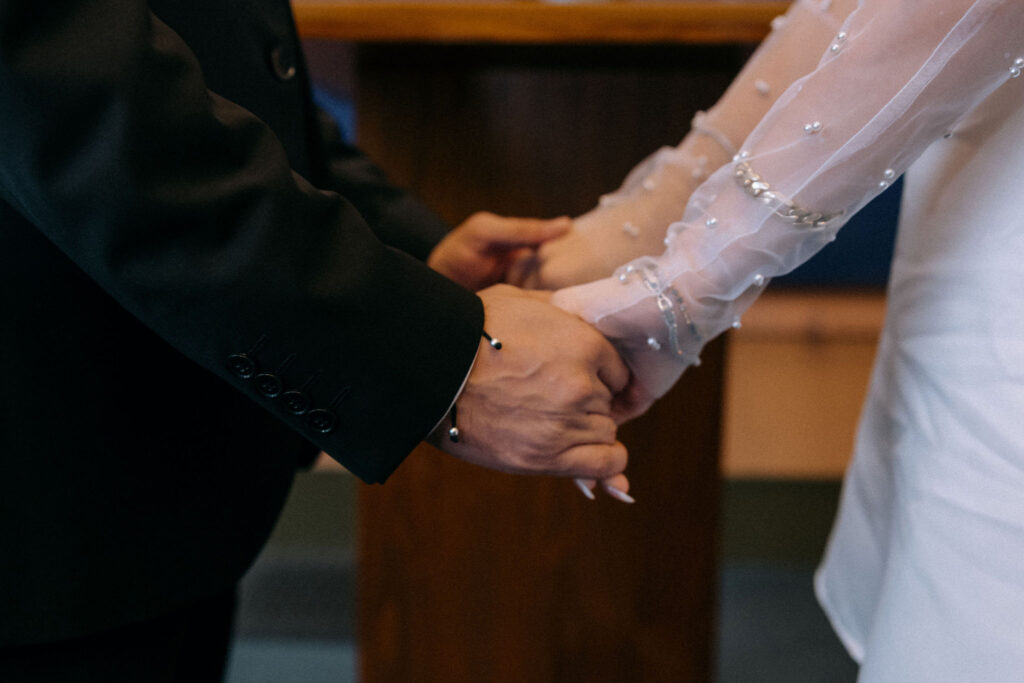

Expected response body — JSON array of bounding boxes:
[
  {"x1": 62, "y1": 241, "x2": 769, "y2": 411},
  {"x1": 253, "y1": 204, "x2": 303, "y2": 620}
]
[{"x1": 294, "y1": 1, "x2": 789, "y2": 44}]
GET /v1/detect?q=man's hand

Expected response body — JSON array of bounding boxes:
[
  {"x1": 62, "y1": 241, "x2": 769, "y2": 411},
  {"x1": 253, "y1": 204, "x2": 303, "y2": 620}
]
[
  {"x1": 427, "y1": 212, "x2": 571, "y2": 291},
  {"x1": 429, "y1": 284, "x2": 630, "y2": 481}
]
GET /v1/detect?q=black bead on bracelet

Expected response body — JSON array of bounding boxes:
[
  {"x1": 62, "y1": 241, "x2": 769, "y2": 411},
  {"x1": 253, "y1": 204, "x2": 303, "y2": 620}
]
[
  {"x1": 448, "y1": 403, "x2": 460, "y2": 443},
  {"x1": 482, "y1": 330, "x2": 502, "y2": 349}
]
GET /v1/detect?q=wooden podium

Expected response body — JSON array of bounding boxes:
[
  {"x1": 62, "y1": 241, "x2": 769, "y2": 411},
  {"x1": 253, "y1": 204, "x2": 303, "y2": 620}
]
[
  {"x1": 295, "y1": 3, "x2": 783, "y2": 680},
  {"x1": 357, "y1": 351, "x2": 724, "y2": 682}
]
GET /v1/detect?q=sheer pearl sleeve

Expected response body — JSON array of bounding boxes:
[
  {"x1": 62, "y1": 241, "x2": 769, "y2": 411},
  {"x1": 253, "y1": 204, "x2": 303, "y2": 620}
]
[
  {"x1": 534, "y1": 0, "x2": 857, "y2": 289},
  {"x1": 553, "y1": 0, "x2": 1024, "y2": 402}
]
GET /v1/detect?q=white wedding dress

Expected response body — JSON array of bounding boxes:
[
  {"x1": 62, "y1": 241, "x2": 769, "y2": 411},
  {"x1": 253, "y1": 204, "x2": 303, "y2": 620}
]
[{"x1": 549, "y1": 0, "x2": 1024, "y2": 678}]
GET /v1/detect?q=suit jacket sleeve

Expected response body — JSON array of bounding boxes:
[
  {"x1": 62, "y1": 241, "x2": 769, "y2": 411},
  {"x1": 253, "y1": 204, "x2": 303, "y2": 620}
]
[
  {"x1": 314, "y1": 107, "x2": 452, "y2": 261},
  {"x1": 0, "y1": 2, "x2": 483, "y2": 483}
]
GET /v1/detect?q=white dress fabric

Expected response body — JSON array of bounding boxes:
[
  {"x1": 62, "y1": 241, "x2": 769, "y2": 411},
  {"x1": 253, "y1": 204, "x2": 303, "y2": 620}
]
[
  {"x1": 816, "y1": 79, "x2": 1024, "y2": 680},
  {"x1": 548, "y1": 0, "x2": 1024, "y2": 677}
]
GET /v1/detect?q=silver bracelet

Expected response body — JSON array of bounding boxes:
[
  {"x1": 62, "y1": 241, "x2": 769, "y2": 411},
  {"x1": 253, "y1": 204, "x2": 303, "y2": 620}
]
[
  {"x1": 734, "y1": 161, "x2": 842, "y2": 228},
  {"x1": 448, "y1": 329, "x2": 502, "y2": 443},
  {"x1": 691, "y1": 111, "x2": 738, "y2": 157},
  {"x1": 619, "y1": 262, "x2": 702, "y2": 363}
]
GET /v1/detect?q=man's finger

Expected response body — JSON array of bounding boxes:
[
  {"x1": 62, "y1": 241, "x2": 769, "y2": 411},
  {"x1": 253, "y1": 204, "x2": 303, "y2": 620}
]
[
  {"x1": 477, "y1": 215, "x2": 572, "y2": 248},
  {"x1": 610, "y1": 376, "x2": 654, "y2": 425},
  {"x1": 504, "y1": 250, "x2": 540, "y2": 288},
  {"x1": 589, "y1": 333, "x2": 630, "y2": 395},
  {"x1": 551, "y1": 412, "x2": 618, "y2": 445}
]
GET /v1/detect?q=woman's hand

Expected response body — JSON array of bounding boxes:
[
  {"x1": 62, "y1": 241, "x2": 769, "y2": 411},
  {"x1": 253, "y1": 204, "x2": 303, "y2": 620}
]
[{"x1": 509, "y1": 225, "x2": 618, "y2": 291}]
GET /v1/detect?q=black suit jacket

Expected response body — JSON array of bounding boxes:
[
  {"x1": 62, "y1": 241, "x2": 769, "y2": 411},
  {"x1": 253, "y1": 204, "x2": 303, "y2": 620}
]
[{"x1": 0, "y1": 0, "x2": 483, "y2": 644}]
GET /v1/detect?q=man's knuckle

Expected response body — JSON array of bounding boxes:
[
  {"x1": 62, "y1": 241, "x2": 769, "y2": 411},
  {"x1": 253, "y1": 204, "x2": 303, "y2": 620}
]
[
  {"x1": 538, "y1": 421, "x2": 569, "y2": 449},
  {"x1": 549, "y1": 371, "x2": 590, "y2": 402},
  {"x1": 601, "y1": 420, "x2": 618, "y2": 444}
]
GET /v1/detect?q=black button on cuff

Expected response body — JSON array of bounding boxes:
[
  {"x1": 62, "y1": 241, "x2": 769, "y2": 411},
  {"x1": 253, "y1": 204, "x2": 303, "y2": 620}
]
[
  {"x1": 254, "y1": 373, "x2": 284, "y2": 398},
  {"x1": 306, "y1": 408, "x2": 337, "y2": 434},
  {"x1": 281, "y1": 390, "x2": 312, "y2": 415},
  {"x1": 227, "y1": 353, "x2": 257, "y2": 379}
]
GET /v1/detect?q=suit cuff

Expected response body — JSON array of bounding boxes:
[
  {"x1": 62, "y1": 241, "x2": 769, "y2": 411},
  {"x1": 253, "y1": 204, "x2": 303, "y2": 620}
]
[{"x1": 428, "y1": 344, "x2": 479, "y2": 436}]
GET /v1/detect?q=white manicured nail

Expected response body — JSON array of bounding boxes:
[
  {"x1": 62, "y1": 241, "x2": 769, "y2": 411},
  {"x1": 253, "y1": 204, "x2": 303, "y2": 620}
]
[
  {"x1": 574, "y1": 478, "x2": 596, "y2": 500},
  {"x1": 603, "y1": 484, "x2": 635, "y2": 504}
]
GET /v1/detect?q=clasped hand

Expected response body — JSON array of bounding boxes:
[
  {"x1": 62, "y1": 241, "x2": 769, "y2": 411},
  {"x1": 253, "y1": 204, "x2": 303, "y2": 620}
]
[
  {"x1": 427, "y1": 213, "x2": 637, "y2": 500},
  {"x1": 430, "y1": 284, "x2": 628, "y2": 471}
]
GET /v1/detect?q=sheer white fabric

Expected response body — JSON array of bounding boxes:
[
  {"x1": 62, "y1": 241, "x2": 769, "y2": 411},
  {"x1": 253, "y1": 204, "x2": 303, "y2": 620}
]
[{"x1": 552, "y1": 0, "x2": 1024, "y2": 402}]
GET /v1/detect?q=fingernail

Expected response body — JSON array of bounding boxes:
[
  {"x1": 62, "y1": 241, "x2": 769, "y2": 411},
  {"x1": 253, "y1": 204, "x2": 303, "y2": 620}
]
[
  {"x1": 603, "y1": 484, "x2": 635, "y2": 504},
  {"x1": 574, "y1": 478, "x2": 596, "y2": 501}
]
